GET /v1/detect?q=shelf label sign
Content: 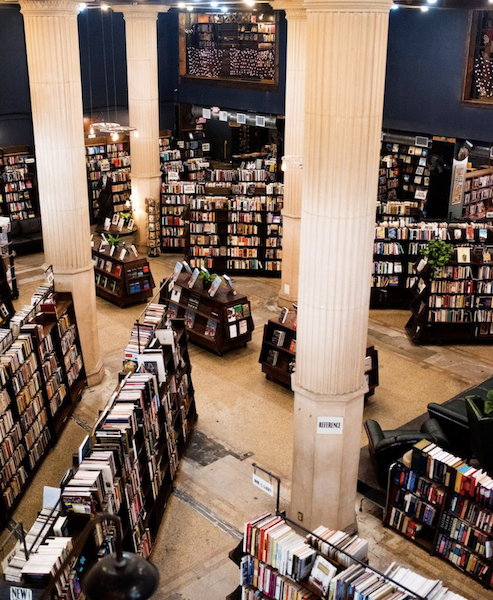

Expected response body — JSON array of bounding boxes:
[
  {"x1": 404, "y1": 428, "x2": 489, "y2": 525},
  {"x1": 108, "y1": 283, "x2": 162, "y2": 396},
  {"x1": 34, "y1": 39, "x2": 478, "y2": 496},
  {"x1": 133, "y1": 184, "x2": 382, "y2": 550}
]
[
  {"x1": 252, "y1": 473, "x2": 274, "y2": 497},
  {"x1": 317, "y1": 416, "x2": 344, "y2": 435},
  {"x1": 0, "y1": 583, "x2": 42, "y2": 600}
]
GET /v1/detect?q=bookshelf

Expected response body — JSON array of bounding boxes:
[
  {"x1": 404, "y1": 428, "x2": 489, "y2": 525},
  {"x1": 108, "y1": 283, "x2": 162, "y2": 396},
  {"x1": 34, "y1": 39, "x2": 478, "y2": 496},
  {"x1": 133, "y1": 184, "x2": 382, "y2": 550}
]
[
  {"x1": 1, "y1": 306, "x2": 197, "y2": 588},
  {"x1": 92, "y1": 246, "x2": 155, "y2": 307},
  {"x1": 463, "y1": 167, "x2": 493, "y2": 221},
  {"x1": 406, "y1": 244, "x2": 493, "y2": 344},
  {"x1": 0, "y1": 216, "x2": 18, "y2": 300},
  {"x1": 0, "y1": 290, "x2": 86, "y2": 529},
  {"x1": 85, "y1": 137, "x2": 131, "y2": 223},
  {"x1": 259, "y1": 311, "x2": 378, "y2": 399},
  {"x1": 385, "y1": 441, "x2": 493, "y2": 590},
  {"x1": 0, "y1": 146, "x2": 39, "y2": 221},
  {"x1": 160, "y1": 272, "x2": 254, "y2": 355},
  {"x1": 371, "y1": 220, "x2": 493, "y2": 309},
  {"x1": 147, "y1": 197, "x2": 161, "y2": 258}
]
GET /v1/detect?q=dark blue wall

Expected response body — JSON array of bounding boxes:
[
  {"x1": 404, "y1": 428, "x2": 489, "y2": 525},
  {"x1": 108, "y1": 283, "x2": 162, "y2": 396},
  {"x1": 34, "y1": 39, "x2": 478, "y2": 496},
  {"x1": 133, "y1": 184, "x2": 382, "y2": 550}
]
[
  {"x1": 383, "y1": 8, "x2": 493, "y2": 142},
  {"x1": 3, "y1": 6, "x2": 493, "y2": 148},
  {"x1": 0, "y1": 6, "x2": 33, "y2": 147}
]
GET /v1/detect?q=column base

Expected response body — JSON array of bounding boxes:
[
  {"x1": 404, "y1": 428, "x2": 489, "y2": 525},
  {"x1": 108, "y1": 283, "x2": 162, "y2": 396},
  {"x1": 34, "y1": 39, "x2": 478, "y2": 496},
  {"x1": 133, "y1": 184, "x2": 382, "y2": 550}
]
[
  {"x1": 289, "y1": 383, "x2": 366, "y2": 531},
  {"x1": 278, "y1": 290, "x2": 297, "y2": 308},
  {"x1": 86, "y1": 359, "x2": 105, "y2": 387}
]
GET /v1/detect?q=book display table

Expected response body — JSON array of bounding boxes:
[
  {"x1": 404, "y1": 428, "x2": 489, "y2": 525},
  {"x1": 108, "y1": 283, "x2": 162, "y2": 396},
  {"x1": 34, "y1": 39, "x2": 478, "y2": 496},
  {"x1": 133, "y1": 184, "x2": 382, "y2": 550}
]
[
  {"x1": 92, "y1": 246, "x2": 155, "y2": 307},
  {"x1": 160, "y1": 272, "x2": 254, "y2": 355}
]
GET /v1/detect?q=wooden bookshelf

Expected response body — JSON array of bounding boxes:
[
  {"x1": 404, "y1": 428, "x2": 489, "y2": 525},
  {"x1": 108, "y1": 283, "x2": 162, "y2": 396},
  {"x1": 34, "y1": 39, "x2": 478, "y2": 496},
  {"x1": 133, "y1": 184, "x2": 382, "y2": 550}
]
[
  {"x1": 1, "y1": 309, "x2": 197, "y2": 586},
  {"x1": 0, "y1": 243, "x2": 16, "y2": 327},
  {"x1": 0, "y1": 146, "x2": 39, "y2": 221},
  {"x1": 0, "y1": 291, "x2": 86, "y2": 529},
  {"x1": 406, "y1": 250, "x2": 493, "y2": 344},
  {"x1": 463, "y1": 167, "x2": 493, "y2": 220},
  {"x1": 259, "y1": 311, "x2": 378, "y2": 400},
  {"x1": 385, "y1": 445, "x2": 493, "y2": 590},
  {"x1": 160, "y1": 271, "x2": 254, "y2": 355},
  {"x1": 92, "y1": 246, "x2": 155, "y2": 307}
]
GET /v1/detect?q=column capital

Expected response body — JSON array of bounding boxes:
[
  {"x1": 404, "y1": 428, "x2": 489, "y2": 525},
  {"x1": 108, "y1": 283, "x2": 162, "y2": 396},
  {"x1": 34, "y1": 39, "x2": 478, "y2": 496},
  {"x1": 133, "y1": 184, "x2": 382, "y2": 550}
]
[
  {"x1": 18, "y1": 0, "x2": 84, "y2": 17},
  {"x1": 112, "y1": 4, "x2": 170, "y2": 18},
  {"x1": 270, "y1": 0, "x2": 306, "y2": 19},
  {"x1": 302, "y1": 0, "x2": 392, "y2": 11}
]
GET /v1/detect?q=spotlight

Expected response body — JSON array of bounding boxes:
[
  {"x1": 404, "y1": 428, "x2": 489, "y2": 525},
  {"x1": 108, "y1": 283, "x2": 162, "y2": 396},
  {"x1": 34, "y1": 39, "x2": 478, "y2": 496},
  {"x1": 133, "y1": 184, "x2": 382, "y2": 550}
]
[
  {"x1": 101, "y1": 3, "x2": 109, "y2": 10},
  {"x1": 178, "y1": 2, "x2": 185, "y2": 6},
  {"x1": 78, "y1": 2, "x2": 87, "y2": 10},
  {"x1": 390, "y1": 3, "x2": 399, "y2": 9},
  {"x1": 111, "y1": 132, "x2": 119, "y2": 141},
  {"x1": 134, "y1": 130, "x2": 139, "y2": 138},
  {"x1": 221, "y1": 5, "x2": 228, "y2": 11},
  {"x1": 210, "y1": 1, "x2": 218, "y2": 6},
  {"x1": 427, "y1": 0, "x2": 437, "y2": 3},
  {"x1": 186, "y1": 5, "x2": 193, "y2": 10},
  {"x1": 89, "y1": 126, "x2": 95, "y2": 135},
  {"x1": 420, "y1": 5, "x2": 429, "y2": 11},
  {"x1": 244, "y1": 0, "x2": 255, "y2": 6}
]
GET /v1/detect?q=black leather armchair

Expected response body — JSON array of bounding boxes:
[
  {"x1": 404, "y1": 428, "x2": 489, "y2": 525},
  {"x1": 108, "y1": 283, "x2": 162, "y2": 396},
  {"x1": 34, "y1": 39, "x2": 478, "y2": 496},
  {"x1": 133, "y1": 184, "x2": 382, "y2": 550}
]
[
  {"x1": 466, "y1": 396, "x2": 493, "y2": 473},
  {"x1": 364, "y1": 418, "x2": 449, "y2": 488}
]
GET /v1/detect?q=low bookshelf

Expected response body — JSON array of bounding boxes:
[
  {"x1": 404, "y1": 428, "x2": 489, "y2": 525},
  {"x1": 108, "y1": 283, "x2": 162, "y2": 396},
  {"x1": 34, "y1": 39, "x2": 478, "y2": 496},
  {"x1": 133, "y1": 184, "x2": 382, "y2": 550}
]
[
  {"x1": 385, "y1": 441, "x2": 493, "y2": 590},
  {"x1": 259, "y1": 310, "x2": 378, "y2": 400},
  {"x1": 160, "y1": 271, "x2": 254, "y2": 355},
  {"x1": 92, "y1": 246, "x2": 155, "y2": 307}
]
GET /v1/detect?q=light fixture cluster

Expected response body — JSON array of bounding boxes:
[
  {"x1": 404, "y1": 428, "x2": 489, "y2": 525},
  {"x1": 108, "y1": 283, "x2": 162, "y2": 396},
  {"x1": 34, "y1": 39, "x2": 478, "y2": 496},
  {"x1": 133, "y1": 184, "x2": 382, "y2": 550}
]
[{"x1": 176, "y1": 0, "x2": 254, "y2": 11}]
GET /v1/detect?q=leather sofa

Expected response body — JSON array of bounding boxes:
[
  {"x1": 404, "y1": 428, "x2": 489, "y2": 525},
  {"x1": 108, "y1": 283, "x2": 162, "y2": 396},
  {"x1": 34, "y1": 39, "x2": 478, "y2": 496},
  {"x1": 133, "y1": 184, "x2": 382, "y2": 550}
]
[
  {"x1": 427, "y1": 375, "x2": 493, "y2": 457},
  {"x1": 10, "y1": 217, "x2": 43, "y2": 255},
  {"x1": 364, "y1": 418, "x2": 449, "y2": 488}
]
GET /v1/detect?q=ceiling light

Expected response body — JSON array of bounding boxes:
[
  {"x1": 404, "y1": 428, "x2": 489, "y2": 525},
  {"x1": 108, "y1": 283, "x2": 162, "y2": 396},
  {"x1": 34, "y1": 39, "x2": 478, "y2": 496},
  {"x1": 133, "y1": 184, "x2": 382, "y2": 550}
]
[
  {"x1": 420, "y1": 5, "x2": 429, "y2": 11},
  {"x1": 186, "y1": 5, "x2": 193, "y2": 10},
  {"x1": 427, "y1": 0, "x2": 437, "y2": 3},
  {"x1": 78, "y1": 2, "x2": 87, "y2": 10},
  {"x1": 178, "y1": 1, "x2": 185, "y2": 6},
  {"x1": 89, "y1": 126, "x2": 95, "y2": 135},
  {"x1": 244, "y1": 0, "x2": 255, "y2": 6},
  {"x1": 210, "y1": 1, "x2": 218, "y2": 6},
  {"x1": 221, "y1": 5, "x2": 228, "y2": 11},
  {"x1": 390, "y1": 3, "x2": 399, "y2": 9},
  {"x1": 111, "y1": 132, "x2": 119, "y2": 142},
  {"x1": 101, "y1": 3, "x2": 109, "y2": 10}
]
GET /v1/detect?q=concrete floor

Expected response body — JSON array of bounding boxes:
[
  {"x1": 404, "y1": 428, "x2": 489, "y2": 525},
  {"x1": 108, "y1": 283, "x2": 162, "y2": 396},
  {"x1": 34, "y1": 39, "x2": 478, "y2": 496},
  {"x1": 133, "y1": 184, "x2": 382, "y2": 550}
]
[{"x1": 3, "y1": 251, "x2": 493, "y2": 600}]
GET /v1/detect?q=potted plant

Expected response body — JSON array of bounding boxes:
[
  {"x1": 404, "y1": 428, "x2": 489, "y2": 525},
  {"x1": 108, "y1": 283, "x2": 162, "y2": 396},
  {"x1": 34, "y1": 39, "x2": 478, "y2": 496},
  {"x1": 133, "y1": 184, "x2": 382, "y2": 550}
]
[
  {"x1": 107, "y1": 234, "x2": 121, "y2": 249},
  {"x1": 466, "y1": 390, "x2": 493, "y2": 416},
  {"x1": 198, "y1": 271, "x2": 217, "y2": 291},
  {"x1": 421, "y1": 239, "x2": 453, "y2": 279},
  {"x1": 120, "y1": 212, "x2": 132, "y2": 225}
]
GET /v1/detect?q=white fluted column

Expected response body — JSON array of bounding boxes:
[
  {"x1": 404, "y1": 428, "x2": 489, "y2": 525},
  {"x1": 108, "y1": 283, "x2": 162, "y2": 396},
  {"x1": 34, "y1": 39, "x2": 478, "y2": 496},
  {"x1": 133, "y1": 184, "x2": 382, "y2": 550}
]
[
  {"x1": 19, "y1": 0, "x2": 104, "y2": 386},
  {"x1": 273, "y1": 1, "x2": 306, "y2": 306},
  {"x1": 290, "y1": 0, "x2": 391, "y2": 530},
  {"x1": 113, "y1": 5, "x2": 167, "y2": 249}
]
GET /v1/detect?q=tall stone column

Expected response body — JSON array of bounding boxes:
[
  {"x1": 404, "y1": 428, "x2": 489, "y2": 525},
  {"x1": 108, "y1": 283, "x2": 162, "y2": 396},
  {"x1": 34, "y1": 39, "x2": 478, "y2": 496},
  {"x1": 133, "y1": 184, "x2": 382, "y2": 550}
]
[
  {"x1": 19, "y1": 0, "x2": 104, "y2": 386},
  {"x1": 113, "y1": 5, "x2": 166, "y2": 249},
  {"x1": 274, "y1": 1, "x2": 306, "y2": 307},
  {"x1": 290, "y1": 0, "x2": 391, "y2": 530}
]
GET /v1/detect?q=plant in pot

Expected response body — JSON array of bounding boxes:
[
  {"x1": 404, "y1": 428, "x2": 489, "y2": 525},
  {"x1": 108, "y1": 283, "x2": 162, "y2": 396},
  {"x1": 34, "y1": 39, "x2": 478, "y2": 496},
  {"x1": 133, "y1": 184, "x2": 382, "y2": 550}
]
[
  {"x1": 107, "y1": 234, "x2": 121, "y2": 249},
  {"x1": 198, "y1": 271, "x2": 217, "y2": 291},
  {"x1": 421, "y1": 239, "x2": 453, "y2": 279},
  {"x1": 120, "y1": 212, "x2": 132, "y2": 225}
]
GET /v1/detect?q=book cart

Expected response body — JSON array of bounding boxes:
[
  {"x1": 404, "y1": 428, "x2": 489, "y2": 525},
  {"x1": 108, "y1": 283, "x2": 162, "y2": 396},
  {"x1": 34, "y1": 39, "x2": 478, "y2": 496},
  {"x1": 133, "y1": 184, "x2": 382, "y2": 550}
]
[
  {"x1": 92, "y1": 244, "x2": 155, "y2": 307},
  {"x1": 385, "y1": 441, "x2": 493, "y2": 591},
  {"x1": 0, "y1": 289, "x2": 86, "y2": 530},
  {"x1": 259, "y1": 310, "x2": 379, "y2": 400},
  {"x1": 160, "y1": 271, "x2": 254, "y2": 355},
  {"x1": 0, "y1": 290, "x2": 197, "y2": 593}
]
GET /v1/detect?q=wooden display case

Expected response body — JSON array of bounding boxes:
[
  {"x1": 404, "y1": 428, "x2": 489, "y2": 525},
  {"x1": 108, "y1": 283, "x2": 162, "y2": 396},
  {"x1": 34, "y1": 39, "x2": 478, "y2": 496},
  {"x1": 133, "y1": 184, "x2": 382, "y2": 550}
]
[
  {"x1": 92, "y1": 246, "x2": 155, "y2": 307},
  {"x1": 160, "y1": 271, "x2": 254, "y2": 355}
]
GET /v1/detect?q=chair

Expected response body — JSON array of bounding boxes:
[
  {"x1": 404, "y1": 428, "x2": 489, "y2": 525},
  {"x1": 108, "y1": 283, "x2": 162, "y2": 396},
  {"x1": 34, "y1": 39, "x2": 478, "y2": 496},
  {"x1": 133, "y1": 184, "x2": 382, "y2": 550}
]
[
  {"x1": 364, "y1": 418, "x2": 449, "y2": 489},
  {"x1": 466, "y1": 396, "x2": 493, "y2": 474}
]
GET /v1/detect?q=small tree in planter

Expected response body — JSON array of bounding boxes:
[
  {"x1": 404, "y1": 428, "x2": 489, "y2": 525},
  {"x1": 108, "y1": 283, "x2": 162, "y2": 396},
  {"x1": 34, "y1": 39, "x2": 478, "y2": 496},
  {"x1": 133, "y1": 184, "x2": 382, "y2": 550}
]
[{"x1": 198, "y1": 271, "x2": 217, "y2": 291}]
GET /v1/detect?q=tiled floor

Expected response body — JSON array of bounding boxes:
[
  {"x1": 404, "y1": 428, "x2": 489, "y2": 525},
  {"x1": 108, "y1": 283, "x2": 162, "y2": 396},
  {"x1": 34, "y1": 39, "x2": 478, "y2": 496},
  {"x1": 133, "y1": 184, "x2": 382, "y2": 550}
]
[{"x1": 3, "y1": 251, "x2": 493, "y2": 600}]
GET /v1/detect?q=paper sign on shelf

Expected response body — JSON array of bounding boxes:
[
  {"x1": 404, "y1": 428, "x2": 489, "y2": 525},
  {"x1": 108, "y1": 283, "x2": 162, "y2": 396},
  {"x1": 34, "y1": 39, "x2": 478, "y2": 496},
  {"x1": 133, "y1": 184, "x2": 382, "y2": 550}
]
[
  {"x1": 317, "y1": 416, "x2": 344, "y2": 435},
  {"x1": 252, "y1": 473, "x2": 274, "y2": 497}
]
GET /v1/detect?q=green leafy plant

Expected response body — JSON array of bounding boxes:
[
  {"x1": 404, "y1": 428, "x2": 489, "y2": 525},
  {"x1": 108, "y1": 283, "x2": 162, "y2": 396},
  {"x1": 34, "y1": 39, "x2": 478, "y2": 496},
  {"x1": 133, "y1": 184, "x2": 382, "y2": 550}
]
[
  {"x1": 198, "y1": 271, "x2": 217, "y2": 290},
  {"x1": 107, "y1": 234, "x2": 121, "y2": 248},
  {"x1": 421, "y1": 239, "x2": 453, "y2": 279},
  {"x1": 120, "y1": 212, "x2": 132, "y2": 223},
  {"x1": 485, "y1": 390, "x2": 493, "y2": 415}
]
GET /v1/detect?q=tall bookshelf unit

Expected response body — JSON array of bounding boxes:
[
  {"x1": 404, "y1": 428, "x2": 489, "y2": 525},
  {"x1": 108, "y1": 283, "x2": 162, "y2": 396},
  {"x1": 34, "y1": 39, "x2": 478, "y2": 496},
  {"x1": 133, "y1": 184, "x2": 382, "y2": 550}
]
[
  {"x1": 463, "y1": 167, "x2": 493, "y2": 220},
  {"x1": 0, "y1": 146, "x2": 39, "y2": 221},
  {"x1": 161, "y1": 272, "x2": 254, "y2": 355},
  {"x1": 85, "y1": 137, "x2": 131, "y2": 223},
  {"x1": 385, "y1": 442, "x2": 493, "y2": 590},
  {"x1": 92, "y1": 246, "x2": 155, "y2": 307},
  {"x1": 0, "y1": 291, "x2": 86, "y2": 529}
]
